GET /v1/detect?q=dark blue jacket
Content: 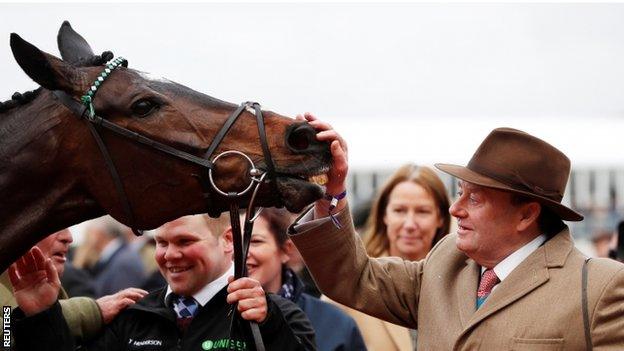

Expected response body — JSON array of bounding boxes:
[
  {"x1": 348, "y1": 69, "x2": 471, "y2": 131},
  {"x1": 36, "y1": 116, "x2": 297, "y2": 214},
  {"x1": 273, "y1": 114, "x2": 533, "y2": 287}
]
[{"x1": 280, "y1": 269, "x2": 367, "y2": 351}]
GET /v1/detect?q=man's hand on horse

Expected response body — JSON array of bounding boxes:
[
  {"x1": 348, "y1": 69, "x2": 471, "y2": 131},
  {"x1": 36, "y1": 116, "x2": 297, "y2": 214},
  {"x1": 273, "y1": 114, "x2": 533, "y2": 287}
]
[
  {"x1": 296, "y1": 112, "x2": 349, "y2": 217},
  {"x1": 8, "y1": 246, "x2": 60, "y2": 316},
  {"x1": 226, "y1": 276, "x2": 268, "y2": 323}
]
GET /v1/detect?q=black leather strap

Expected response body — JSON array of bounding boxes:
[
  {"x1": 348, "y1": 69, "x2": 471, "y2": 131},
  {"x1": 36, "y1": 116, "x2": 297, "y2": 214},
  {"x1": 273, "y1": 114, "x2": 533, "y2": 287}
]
[
  {"x1": 204, "y1": 103, "x2": 247, "y2": 161},
  {"x1": 84, "y1": 120, "x2": 141, "y2": 235},
  {"x1": 582, "y1": 258, "x2": 592, "y2": 351},
  {"x1": 52, "y1": 91, "x2": 214, "y2": 169},
  {"x1": 253, "y1": 103, "x2": 279, "y2": 198}
]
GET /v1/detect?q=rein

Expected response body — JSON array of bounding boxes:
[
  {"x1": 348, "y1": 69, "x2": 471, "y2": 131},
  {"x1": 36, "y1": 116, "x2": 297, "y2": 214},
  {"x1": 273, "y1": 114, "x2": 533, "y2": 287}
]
[{"x1": 53, "y1": 57, "x2": 273, "y2": 350}]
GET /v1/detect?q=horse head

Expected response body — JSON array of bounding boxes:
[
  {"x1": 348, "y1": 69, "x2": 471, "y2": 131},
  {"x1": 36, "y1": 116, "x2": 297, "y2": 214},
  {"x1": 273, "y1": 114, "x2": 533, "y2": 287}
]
[{"x1": 0, "y1": 22, "x2": 330, "y2": 272}]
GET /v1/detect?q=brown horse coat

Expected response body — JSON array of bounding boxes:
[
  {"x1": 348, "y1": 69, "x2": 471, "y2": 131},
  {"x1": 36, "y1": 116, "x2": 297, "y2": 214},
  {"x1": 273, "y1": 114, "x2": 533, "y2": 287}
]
[{"x1": 290, "y1": 207, "x2": 624, "y2": 350}]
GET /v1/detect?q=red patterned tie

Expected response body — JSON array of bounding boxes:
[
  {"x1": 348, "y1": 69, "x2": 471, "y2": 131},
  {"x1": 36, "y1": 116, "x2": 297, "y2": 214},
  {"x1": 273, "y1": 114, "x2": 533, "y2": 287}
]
[{"x1": 476, "y1": 269, "x2": 499, "y2": 309}]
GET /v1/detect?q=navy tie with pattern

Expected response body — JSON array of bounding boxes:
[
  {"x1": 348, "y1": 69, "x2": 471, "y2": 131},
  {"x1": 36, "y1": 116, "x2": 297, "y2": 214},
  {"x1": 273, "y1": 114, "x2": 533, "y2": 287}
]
[{"x1": 172, "y1": 295, "x2": 199, "y2": 332}]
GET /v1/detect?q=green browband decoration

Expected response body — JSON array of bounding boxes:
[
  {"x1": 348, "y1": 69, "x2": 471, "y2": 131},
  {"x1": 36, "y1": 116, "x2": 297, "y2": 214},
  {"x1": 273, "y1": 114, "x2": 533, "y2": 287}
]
[{"x1": 81, "y1": 56, "x2": 128, "y2": 120}]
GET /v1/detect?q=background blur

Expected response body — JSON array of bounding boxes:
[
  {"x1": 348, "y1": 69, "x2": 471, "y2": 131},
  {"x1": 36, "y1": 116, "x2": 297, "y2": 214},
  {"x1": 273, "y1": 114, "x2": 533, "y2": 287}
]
[{"x1": 2, "y1": 3, "x2": 623, "y2": 246}]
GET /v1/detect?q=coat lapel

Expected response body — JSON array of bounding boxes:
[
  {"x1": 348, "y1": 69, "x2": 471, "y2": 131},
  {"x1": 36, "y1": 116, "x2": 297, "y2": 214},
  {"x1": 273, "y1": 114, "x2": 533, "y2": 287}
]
[
  {"x1": 467, "y1": 250, "x2": 549, "y2": 329},
  {"x1": 457, "y1": 228, "x2": 574, "y2": 339},
  {"x1": 456, "y1": 258, "x2": 480, "y2": 327}
]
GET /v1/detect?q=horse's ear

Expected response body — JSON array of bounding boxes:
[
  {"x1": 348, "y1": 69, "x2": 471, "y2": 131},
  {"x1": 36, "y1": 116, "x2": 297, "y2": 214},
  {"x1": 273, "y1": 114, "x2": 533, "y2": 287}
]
[
  {"x1": 57, "y1": 21, "x2": 95, "y2": 64},
  {"x1": 10, "y1": 33, "x2": 84, "y2": 94}
]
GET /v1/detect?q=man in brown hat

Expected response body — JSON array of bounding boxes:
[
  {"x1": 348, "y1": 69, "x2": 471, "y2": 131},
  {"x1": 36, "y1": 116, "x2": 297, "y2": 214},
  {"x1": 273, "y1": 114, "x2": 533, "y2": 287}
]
[{"x1": 288, "y1": 114, "x2": 624, "y2": 350}]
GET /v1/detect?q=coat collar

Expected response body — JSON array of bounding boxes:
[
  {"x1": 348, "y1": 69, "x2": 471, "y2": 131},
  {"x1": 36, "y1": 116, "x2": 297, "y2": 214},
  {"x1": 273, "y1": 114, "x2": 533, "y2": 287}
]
[{"x1": 455, "y1": 226, "x2": 573, "y2": 339}]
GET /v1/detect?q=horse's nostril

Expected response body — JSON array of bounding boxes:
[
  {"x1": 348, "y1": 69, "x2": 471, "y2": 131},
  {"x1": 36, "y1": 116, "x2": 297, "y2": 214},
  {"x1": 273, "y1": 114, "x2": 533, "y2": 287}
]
[{"x1": 286, "y1": 124, "x2": 315, "y2": 152}]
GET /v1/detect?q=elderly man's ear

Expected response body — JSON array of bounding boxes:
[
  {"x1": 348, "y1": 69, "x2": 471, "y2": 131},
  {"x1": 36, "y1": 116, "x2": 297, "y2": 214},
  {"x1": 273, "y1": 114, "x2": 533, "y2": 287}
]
[{"x1": 516, "y1": 202, "x2": 542, "y2": 232}]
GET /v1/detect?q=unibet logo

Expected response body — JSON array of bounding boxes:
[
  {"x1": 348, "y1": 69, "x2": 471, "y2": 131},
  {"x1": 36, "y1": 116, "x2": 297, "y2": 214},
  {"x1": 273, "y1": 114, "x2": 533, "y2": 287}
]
[
  {"x1": 202, "y1": 340, "x2": 214, "y2": 350},
  {"x1": 201, "y1": 338, "x2": 247, "y2": 350}
]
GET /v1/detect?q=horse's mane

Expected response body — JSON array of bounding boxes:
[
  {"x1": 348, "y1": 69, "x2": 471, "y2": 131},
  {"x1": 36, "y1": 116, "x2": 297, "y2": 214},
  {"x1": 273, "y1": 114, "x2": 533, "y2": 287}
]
[{"x1": 0, "y1": 51, "x2": 114, "y2": 114}]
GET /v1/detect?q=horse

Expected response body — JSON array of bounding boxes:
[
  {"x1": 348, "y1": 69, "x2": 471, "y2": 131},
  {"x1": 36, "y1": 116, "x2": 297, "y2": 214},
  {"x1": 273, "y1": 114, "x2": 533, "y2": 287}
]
[{"x1": 0, "y1": 21, "x2": 331, "y2": 273}]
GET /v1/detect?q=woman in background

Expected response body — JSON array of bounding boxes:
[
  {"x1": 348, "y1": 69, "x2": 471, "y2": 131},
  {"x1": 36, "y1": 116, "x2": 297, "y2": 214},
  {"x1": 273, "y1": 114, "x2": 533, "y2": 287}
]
[{"x1": 245, "y1": 208, "x2": 367, "y2": 351}]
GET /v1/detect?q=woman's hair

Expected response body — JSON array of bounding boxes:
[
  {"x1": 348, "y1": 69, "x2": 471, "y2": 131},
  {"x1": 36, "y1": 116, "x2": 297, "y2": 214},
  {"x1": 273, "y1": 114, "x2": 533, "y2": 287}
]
[
  {"x1": 255, "y1": 208, "x2": 296, "y2": 249},
  {"x1": 363, "y1": 164, "x2": 451, "y2": 258}
]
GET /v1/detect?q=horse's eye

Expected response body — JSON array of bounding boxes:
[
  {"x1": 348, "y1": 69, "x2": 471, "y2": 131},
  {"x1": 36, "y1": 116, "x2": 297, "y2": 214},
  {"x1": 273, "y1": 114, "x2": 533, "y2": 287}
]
[{"x1": 131, "y1": 99, "x2": 158, "y2": 117}]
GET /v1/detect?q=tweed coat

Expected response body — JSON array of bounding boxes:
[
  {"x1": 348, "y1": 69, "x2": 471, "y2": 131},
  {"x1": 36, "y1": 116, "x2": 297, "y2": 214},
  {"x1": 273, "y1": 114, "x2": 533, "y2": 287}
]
[
  {"x1": 290, "y1": 208, "x2": 624, "y2": 350},
  {"x1": 323, "y1": 251, "x2": 414, "y2": 351}
]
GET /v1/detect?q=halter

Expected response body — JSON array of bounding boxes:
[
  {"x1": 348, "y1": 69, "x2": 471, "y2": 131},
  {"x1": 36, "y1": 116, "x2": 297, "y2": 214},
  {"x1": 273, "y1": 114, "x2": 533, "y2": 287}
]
[{"x1": 53, "y1": 57, "x2": 276, "y2": 350}]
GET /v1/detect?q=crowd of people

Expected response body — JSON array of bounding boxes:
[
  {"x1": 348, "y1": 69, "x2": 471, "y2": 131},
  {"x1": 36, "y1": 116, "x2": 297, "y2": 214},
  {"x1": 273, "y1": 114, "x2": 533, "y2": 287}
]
[{"x1": 4, "y1": 114, "x2": 624, "y2": 350}]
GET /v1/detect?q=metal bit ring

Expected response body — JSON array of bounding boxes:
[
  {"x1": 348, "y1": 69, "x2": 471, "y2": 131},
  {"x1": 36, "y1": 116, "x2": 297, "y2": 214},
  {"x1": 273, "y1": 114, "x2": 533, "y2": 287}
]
[{"x1": 208, "y1": 150, "x2": 260, "y2": 197}]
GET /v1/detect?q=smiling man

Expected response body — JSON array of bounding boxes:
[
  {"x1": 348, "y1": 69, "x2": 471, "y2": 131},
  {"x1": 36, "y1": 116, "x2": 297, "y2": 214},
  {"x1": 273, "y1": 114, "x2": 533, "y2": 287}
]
[
  {"x1": 288, "y1": 115, "x2": 624, "y2": 350},
  {"x1": 1, "y1": 229, "x2": 147, "y2": 347},
  {"x1": 10, "y1": 215, "x2": 315, "y2": 351}
]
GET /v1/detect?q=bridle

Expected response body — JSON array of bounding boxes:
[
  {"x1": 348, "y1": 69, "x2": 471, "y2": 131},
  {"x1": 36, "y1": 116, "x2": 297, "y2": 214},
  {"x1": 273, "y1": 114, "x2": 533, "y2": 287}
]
[{"x1": 53, "y1": 56, "x2": 276, "y2": 349}]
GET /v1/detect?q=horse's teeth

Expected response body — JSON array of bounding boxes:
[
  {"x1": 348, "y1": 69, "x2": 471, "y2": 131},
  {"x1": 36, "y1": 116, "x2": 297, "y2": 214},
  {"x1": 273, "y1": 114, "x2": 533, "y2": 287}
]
[{"x1": 308, "y1": 174, "x2": 328, "y2": 185}]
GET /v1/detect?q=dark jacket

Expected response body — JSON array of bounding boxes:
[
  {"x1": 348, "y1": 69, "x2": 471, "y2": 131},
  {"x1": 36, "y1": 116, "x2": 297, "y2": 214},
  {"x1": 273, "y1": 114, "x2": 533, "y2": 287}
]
[
  {"x1": 280, "y1": 269, "x2": 366, "y2": 351},
  {"x1": 92, "y1": 242, "x2": 146, "y2": 297},
  {"x1": 13, "y1": 286, "x2": 317, "y2": 351}
]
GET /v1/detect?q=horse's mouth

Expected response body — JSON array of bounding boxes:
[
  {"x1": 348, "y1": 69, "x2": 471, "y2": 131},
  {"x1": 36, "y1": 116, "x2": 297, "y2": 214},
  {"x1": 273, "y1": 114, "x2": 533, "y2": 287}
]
[{"x1": 274, "y1": 167, "x2": 330, "y2": 213}]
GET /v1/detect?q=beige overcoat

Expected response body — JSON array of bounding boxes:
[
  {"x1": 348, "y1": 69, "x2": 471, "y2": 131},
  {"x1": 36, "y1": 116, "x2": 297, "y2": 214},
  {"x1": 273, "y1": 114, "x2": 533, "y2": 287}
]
[
  {"x1": 324, "y1": 297, "x2": 414, "y2": 350},
  {"x1": 290, "y1": 208, "x2": 624, "y2": 350}
]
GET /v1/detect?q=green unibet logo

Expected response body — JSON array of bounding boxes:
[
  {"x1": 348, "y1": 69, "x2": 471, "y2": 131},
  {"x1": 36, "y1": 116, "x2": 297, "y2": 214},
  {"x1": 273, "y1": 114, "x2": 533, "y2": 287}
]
[
  {"x1": 202, "y1": 340, "x2": 214, "y2": 350},
  {"x1": 201, "y1": 338, "x2": 247, "y2": 350}
]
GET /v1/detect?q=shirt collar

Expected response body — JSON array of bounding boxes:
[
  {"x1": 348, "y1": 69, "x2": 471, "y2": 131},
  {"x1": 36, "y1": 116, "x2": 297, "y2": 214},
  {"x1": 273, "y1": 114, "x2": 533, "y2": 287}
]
[
  {"x1": 165, "y1": 263, "x2": 234, "y2": 307},
  {"x1": 481, "y1": 234, "x2": 547, "y2": 282}
]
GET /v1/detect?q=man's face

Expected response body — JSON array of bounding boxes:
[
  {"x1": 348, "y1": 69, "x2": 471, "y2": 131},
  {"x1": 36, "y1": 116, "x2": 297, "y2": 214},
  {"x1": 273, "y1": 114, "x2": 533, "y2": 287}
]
[
  {"x1": 35, "y1": 229, "x2": 73, "y2": 277},
  {"x1": 449, "y1": 181, "x2": 523, "y2": 266},
  {"x1": 155, "y1": 216, "x2": 233, "y2": 296}
]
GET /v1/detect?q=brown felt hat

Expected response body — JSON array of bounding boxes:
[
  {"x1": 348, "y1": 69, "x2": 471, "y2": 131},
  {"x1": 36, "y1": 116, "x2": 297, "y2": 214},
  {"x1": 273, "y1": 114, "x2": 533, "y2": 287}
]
[{"x1": 435, "y1": 127, "x2": 583, "y2": 221}]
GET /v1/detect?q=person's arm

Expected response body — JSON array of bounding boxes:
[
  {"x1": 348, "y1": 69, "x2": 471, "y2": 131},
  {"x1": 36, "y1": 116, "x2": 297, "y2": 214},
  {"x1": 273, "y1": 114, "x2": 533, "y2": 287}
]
[
  {"x1": 589, "y1": 261, "x2": 624, "y2": 350},
  {"x1": 261, "y1": 294, "x2": 317, "y2": 351},
  {"x1": 291, "y1": 206, "x2": 424, "y2": 328},
  {"x1": 12, "y1": 301, "x2": 75, "y2": 351},
  {"x1": 59, "y1": 296, "x2": 102, "y2": 342},
  {"x1": 9, "y1": 247, "x2": 74, "y2": 351},
  {"x1": 288, "y1": 113, "x2": 424, "y2": 328},
  {"x1": 9, "y1": 247, "x2": 132, "y2": 351},
  {"x1": 59, "y1": 287, "x2": 147, "y2": 343}
]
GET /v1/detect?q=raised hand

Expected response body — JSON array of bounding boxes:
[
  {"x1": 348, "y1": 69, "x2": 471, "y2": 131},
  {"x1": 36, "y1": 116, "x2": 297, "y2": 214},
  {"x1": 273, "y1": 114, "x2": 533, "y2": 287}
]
[
  {"x1": 296, "y1": 112, "x2": 349, "y2": 217},
  {"x1": 8, "y1": 246, "x2": 61, "y2": 316},
  {"x1": 226, "y1": 276, "x2": 267, "y2": 323}
]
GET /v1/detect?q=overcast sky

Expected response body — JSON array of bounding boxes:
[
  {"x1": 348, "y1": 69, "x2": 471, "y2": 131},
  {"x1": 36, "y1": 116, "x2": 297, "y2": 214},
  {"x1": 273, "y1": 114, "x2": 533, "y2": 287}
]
[{"x1": 2, "y1": 3, "x2": 624, "y2": 169}]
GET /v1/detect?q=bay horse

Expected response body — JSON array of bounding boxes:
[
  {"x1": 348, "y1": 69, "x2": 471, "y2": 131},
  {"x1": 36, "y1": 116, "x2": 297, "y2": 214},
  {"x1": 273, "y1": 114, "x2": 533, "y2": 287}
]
[{"x1": 0, "y1": 22, "x2": 330, "y2": 273}]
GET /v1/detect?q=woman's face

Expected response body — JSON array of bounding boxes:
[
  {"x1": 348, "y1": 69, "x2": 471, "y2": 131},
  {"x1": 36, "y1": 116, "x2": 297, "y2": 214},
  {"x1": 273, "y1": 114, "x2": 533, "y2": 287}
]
[
  {"x1": 246, "y1": 216, "x2": 289, "y2": 294},
  {"x1": 383, "y1": 181, "x2": 443, "y2": 261}
]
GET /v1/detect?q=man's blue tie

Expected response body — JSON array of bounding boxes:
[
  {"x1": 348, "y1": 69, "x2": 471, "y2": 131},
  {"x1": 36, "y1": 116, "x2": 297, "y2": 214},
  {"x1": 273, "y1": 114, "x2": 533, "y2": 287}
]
[{"x1": 172, "y1": 295, "x2": 199, "y2": 332}]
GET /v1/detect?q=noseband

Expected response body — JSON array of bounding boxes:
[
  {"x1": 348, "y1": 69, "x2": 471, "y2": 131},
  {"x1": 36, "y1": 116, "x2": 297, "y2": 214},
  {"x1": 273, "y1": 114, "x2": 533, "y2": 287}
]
[{"x1": 53, "y1": 57, "x2": 278, "y2": 350}]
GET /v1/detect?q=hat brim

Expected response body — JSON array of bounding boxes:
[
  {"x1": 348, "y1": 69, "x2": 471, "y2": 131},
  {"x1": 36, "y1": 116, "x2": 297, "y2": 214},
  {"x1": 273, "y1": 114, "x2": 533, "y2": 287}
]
[{"x1": 435, "y1": 163, "x2": 583, "y2": 222}]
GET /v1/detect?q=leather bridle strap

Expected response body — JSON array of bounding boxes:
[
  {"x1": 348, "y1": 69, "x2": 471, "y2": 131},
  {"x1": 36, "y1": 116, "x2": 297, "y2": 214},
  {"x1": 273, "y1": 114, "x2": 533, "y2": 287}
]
[
  {"x1": 52, "y1": 90, "x2": 214, "y2": 169},
  {"x1": 252, "y1": 103, "x2": 280, "y2": 197}
]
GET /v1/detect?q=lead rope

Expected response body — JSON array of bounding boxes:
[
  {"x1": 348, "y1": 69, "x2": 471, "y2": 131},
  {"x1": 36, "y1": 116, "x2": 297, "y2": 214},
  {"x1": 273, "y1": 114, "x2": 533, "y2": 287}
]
[{"x1": 226, "y1": 198, "x2": 265, "y2": 351}]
